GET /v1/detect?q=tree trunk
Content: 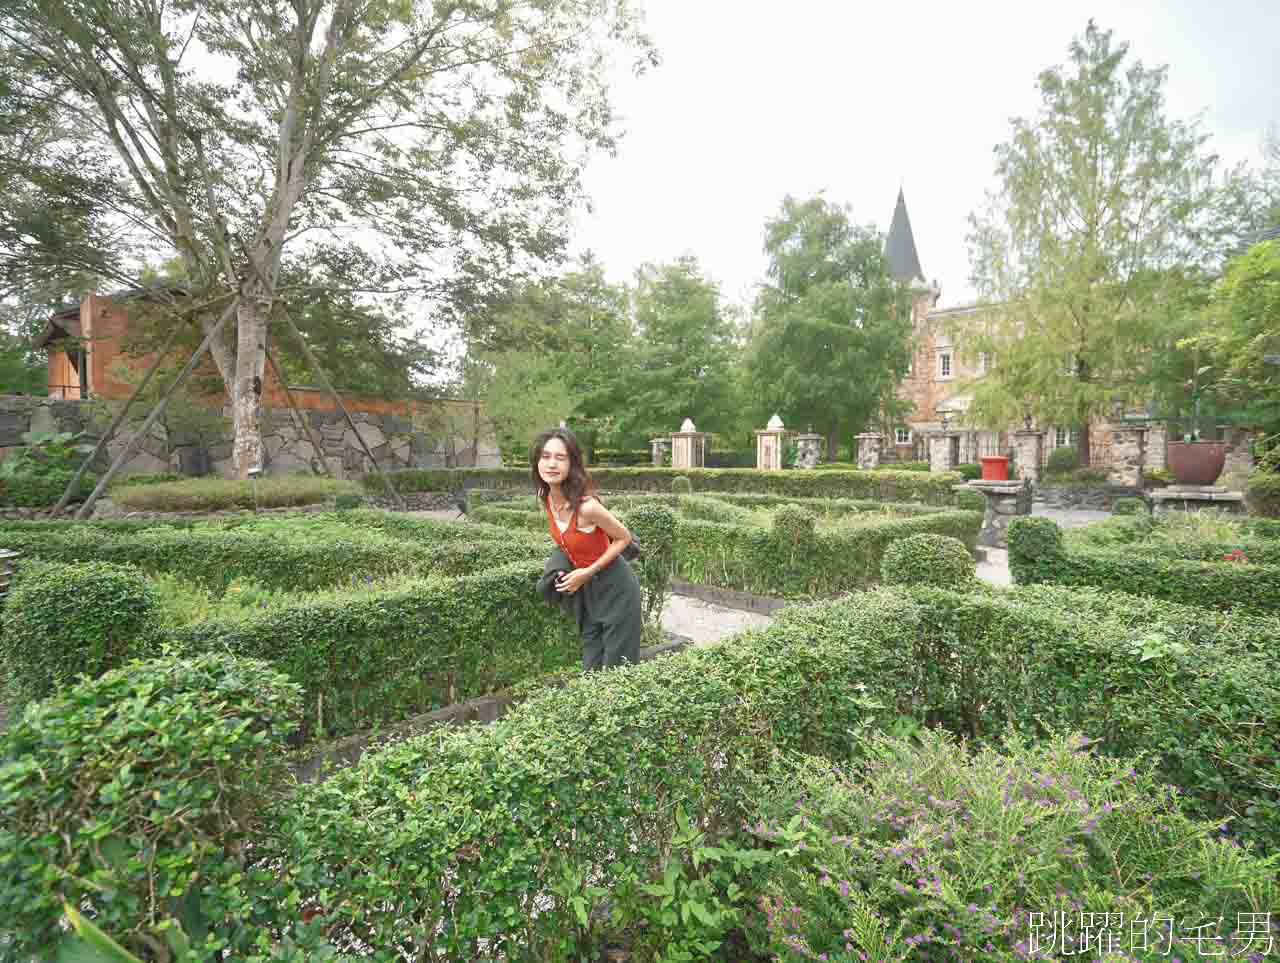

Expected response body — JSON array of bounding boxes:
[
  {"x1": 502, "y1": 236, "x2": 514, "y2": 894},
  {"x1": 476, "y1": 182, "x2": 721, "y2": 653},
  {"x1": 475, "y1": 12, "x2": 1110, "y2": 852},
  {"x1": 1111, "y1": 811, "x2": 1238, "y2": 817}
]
[
  {"x1": 232, "y1": 298, "x2": 267, "y2": 477},
  {"x1": 1079, "y1": 421, "x2": 1092, "y2": 469},
  {"x1": 827, "y1": 425, "x2": 839, "y2": 463}
]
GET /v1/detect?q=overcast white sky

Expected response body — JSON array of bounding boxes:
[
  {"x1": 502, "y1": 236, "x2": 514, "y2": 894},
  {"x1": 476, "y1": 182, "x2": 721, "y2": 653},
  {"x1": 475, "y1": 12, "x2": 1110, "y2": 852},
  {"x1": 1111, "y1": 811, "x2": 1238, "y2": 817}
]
[{"x1": 568, "y1": 0, "x2": 1280, "y2": 311}]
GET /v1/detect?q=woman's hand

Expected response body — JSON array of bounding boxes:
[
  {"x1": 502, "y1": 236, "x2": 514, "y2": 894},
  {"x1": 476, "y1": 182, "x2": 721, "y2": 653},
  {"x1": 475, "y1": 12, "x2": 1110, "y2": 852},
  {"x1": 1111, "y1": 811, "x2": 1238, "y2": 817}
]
[{"x1": 555, "y1": 567, "x2": 594, "y2": 594}]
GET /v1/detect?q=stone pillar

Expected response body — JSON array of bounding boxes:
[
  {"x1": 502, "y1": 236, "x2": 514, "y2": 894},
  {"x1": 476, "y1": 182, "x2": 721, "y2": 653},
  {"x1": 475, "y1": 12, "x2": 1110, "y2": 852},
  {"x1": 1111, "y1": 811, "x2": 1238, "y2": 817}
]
[
  {"x1": 1145, "y1": 422, "x2": 1167, "y2": 472},
  {"x1": 856, "y1": 433, "x2": 883, "y2": 470},
  {"x1": 1106, "y1": 425, "x2": 1146, "y2": 488},
  {"x1": 1222, "y1": 427, "x2": 1254, "y2": 479},
  {"x1": 928, "y1": 431, "x2": 960, "y2": 473},
  {"x1": 958, "y1": 480, "x2": 1033, "y2": 549},
  {"x1": 1012, "y1": 429, "x2": 1045, "y2": 486},
  {"x1": 755, "y1": 414, "x2": 787, "y2": 471},
  {"x1": 650, "y1": 437, "x2": 671, "y2": 466},
  {"x1": 793, "y1": 432, "x2": 823, "y2": 469},
  {"x1": 671, "y1": 417, "x2": 707, "y2": 470}
]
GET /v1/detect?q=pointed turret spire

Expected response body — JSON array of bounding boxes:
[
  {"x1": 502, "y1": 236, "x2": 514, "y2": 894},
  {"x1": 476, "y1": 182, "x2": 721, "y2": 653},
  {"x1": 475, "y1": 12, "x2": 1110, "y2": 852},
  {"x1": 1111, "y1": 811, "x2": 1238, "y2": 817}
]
[{"x1": 885, "y1": 189, "x2": 925, "y2": 285}]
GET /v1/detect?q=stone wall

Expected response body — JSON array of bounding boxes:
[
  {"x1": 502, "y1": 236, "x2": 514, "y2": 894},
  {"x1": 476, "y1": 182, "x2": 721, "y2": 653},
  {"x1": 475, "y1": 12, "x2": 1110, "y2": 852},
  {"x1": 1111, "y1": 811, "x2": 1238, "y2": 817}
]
[{"x1": 0, "y1": 395, "x2": 501, "y2": 480}]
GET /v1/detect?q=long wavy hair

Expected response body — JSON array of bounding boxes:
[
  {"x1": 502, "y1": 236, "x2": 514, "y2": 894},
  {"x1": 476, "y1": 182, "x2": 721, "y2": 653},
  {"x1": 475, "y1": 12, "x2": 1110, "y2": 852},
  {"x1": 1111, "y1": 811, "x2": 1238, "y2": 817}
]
[{"x1": 530, "y1": 427, "x2": 595, "y2": 509}]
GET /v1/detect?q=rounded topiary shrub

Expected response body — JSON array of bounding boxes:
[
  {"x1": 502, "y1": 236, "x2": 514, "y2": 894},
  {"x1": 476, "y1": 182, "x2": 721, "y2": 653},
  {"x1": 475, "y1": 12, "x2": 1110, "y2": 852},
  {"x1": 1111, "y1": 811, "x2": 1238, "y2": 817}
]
[
  {"x1": 1247, "y1": 472, "x2": 1280, "y2": 518},
  {"x1": 622, "y1": 502, "x2": 678, "y2": 639},
  {"x1": 954, "y1": 487, "x2": 986, "y2": 512},
  {"x1": 334, "y1": 492, "x2": 364, "y2": 510},
  {"x1": 1045, "y1": 446, "x2": 1081, "y2": 475},
  {"x1": 879, "y1": 532, "x2": 974, "y2": 589},
  {"x1": 1112, "y1": 495, "x2": 1147, "y2": 516},
  {"x1": 1, "y1": 560, "x2": 162, "y2": 712},
  {"x1": 955, "y1": 462, "x2": 982, "y2": 481},
  {"x1": 771, "y1": 503, "x2": 816, "y2": 548},
  {"x1": 0, "y1": 652, "x2": 304, "y2": 960},
  {"x1": 671, "y1": 475, "x2": 692, "y2": 495}
]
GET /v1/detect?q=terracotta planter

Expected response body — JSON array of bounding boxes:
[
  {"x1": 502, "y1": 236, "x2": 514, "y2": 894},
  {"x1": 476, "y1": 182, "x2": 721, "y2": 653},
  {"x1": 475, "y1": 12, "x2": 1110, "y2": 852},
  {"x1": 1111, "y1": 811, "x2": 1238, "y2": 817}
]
[
  {"x1": 1166, "y1": 441, "x2": 1225, "y2": 486},
  {"x1": 980, "y1": 456, "x2": 1009, "y2": 481}
]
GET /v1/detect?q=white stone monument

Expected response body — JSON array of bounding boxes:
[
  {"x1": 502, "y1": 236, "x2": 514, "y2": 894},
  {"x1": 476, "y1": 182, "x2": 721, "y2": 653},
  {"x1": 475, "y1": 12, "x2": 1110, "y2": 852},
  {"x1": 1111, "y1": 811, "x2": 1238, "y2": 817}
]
[{"x1": 755, "y1": 414, "x2": 787, "y2": 471}]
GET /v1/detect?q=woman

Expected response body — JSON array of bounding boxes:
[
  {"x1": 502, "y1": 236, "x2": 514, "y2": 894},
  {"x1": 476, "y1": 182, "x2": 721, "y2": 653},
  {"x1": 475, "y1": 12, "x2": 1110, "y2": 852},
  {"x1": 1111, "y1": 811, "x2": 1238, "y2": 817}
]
[{"x1": 531, "y1": 427, "x2": 643, "y2": 670}]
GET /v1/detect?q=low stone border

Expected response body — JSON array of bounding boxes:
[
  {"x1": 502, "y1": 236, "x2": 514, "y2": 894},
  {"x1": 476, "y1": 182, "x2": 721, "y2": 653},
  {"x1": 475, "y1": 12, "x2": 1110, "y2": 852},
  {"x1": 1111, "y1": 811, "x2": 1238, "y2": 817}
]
[
  {"x1": 1035, "y1": 484, "x2": 1144, "y2": 512},
  {"x1": 669, "y1": 577, "x2": 789, "y2": 614},
  {"x1": 290, "y1": 634, "x2": 695, "y2": 783}
]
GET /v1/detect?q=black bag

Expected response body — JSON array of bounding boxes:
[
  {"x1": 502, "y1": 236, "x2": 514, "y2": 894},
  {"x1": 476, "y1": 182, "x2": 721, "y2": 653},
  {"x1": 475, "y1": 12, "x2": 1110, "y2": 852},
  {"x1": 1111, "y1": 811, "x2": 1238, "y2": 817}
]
[{"x1": 621, "y1": 535, "x2": 642, "y2": 562}]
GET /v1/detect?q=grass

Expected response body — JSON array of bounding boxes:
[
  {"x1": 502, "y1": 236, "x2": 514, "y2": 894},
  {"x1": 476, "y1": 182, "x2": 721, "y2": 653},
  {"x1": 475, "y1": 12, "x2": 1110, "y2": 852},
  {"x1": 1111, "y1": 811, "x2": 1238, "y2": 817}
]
[
  {"x1": 111, "y1": 475, "x2": 361, "y2": 512},
  {"x1": 1065, "y1": 508, "x2": 1280, "y2": 563}
]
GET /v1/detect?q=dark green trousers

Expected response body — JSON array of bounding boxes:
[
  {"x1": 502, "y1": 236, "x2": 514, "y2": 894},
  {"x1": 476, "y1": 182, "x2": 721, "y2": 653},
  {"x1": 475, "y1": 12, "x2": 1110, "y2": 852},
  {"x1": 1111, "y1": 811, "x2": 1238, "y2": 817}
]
[{"x1": 577, "y1": 556, "x2": 643, "y2": 671}]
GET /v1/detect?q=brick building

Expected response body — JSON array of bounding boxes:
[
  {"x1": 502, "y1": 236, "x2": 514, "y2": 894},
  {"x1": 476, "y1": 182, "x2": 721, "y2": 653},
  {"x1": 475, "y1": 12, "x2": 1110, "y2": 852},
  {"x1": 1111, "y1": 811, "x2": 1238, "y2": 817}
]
[
  {"x1": 882, "y1": 191, "x2": 1103, "y2": 470},
  {"x1": 28, "y1": 289, "x2": 501, "y2": 476}
]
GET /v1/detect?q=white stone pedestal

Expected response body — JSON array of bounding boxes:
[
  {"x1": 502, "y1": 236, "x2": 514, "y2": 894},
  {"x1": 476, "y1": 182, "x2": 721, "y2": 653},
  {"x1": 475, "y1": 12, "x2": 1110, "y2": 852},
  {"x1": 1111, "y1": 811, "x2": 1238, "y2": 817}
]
[
  {"x1": 755, "y1": 414, "x2": 787, "y2": 471},
  {"x1": 672, "y1": 418, "x2": 706, "y2": 470},
  {"x1": 793, "y1": 432, "x2": 823, "y2": 469},
  {"x1": 956, "y1": 480, "x2": 1033, "y2": 549},
  {"x1": 1151, "y1": 485, "x2": 1246, "y2": 516},
  {"x1": 856, "y1": 433, "x2": 883, "y2": 470}
]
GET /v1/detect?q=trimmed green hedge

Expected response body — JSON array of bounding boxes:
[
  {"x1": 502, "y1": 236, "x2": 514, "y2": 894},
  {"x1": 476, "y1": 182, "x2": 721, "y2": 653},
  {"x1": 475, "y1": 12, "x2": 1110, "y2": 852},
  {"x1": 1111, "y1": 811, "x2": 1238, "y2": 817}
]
[
  {"x1": 774, "y1": 585, "x2": 1280, "y2": 850},
  {"x1": 473, "y1": 501, "x2": 983, "y2": 597},
  {"x1": 172, "y1": 561, "x2": 580, "y2": 741},
  {"x1": 363, "y1": 466, "x2": 966, "y2": 504},
  {"x1": 0, "y1": 652, "x2": 303, "y2": 961},
  {"x1": 6, "y1": 580, "x2": 1279, "y2": 957},
  {"x1": 1009, "y1": 516, "x2": 1280, "y2": 613},
  {"x1": 0, "y1": 511, "x2": 544, "y2": 593},
  {"x1": 1, "y1": 560, "x2": 162, "y2": 713},
  {"x1": 1249, "y1": 471, "x2": 1280, "y2": 517}
]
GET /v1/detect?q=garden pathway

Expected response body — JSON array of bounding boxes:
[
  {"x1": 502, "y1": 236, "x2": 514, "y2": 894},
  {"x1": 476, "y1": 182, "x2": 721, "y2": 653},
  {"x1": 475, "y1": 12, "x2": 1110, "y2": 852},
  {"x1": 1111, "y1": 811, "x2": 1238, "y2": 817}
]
[{"x1": 409, "y1": 509, "x2": 774, "y2": 644}]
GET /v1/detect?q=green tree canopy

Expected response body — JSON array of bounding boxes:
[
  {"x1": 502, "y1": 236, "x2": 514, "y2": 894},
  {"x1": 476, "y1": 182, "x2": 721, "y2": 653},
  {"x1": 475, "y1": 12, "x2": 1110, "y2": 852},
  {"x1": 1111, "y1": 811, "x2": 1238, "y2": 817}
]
[
  {"x1": 961, "y1": 21, "x2": 1220, "y2": 461},
  {"x1": 608, "y1": 255, "x2": 741, "y2": 446},
  {"x1": 748, "y1": 195, "x2": 914, "y2": 455},
  {"x1": 0, "y1": 0, "x2": 656, "y2": 475}
]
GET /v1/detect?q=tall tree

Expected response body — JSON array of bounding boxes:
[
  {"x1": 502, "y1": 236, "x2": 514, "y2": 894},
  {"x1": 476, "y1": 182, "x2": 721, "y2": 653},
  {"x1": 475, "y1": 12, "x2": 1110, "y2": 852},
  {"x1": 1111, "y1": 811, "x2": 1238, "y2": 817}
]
[
  {"x1": 1190, "y1": 239, "x2": 1280, "y2": 440},
  {"x1": 0, "y1": 0, "x2": 656, "y2": 475},
  {"x1": 748, "y1": 195, "x2": 914, "y2": 456},
  {"x1": 608, "y1": 255, "x2": 740, "y2": 445},
  {"x1": 962, "y1": 22, "x2": 1219, "y2": 462},
  {"x1": 466, "y1": 252, "x2": 632, "y2": 451}
]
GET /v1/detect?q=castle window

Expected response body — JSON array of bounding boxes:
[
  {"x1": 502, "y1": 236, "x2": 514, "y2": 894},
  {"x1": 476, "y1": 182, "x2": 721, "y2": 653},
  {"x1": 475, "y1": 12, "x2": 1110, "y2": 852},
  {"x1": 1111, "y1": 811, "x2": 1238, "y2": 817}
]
[
  {"x1": 938, "y1": 352, "x2": 952, "y2": 379},
  {"x1": 895, "y1": 427, "x2": 912, "y2": 445}
]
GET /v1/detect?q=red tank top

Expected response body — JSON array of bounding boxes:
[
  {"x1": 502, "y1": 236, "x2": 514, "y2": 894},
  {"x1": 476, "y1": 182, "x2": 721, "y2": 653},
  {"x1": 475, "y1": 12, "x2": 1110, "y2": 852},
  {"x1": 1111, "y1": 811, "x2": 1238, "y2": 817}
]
[{"x1": 545, "y1": 497, "x2": 611, "y2": 569}]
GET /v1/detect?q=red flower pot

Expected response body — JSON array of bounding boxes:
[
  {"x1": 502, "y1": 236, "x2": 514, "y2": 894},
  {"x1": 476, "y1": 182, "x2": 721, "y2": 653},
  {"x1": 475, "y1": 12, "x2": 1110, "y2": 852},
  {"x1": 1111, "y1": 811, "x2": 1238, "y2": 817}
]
[
  {"x1": 1166, "y1": 441, "x2": 1225, "y2": 486},
  {"x1": 980, "y1": 456, "x2": 1009, "y2": 481}
]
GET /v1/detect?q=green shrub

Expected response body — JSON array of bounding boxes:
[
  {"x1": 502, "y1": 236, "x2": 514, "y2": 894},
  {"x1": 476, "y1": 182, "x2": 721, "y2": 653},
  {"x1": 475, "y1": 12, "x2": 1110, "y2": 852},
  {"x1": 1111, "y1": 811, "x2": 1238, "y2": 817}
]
[
  {"x1": 1045, "y1": 446, "x2": 1080, "y2": 474},
  {"x1": 364, "y1": 466, "x2": 966, "y2": 505},
  {"x1": 676, "y1": 493, "x2": 756, "y2": 525},
  {"x1": 748, "y1": 730, "x2": 1277, "y2": 962},
  {"x1": 879, "y1": 532, "x2": 975, "y2": 589},
  {"x1": 1145, "y1": 466, "x2": 1174, "y2": 487},
  {"x1": 0, "y1": 466, "x2": 96, "y2": 506},
  {"x1": 773, "y1": 585, "x2": 1280, "y2": 850},
  {"x1": 1, "y1": 560, "x2": 161, "y2": 712},
  {"x1": 1248, "y1": 471, "x2": 1280, "y2": 518},
  {"x1": 953, "y1": 486, "x2": 987, "y2": 512},
  {"x1": 1112, "y1": 495, "x2": 1146, "y2": 515},
  {"x1": 333, "y1": 492, "x2": 364, "y2": 510},
  {"x1": 252, "y1": 613, "x2": 879, "y2": 959},
  {"x1": 0, "y1": 430, "x2": 97, "y2": 506},
  {"x1": 173, "y1": 561, "x2": 580, "y2": 741},
  {"x1": 1010, "y1": 515, "x2": 1280, "y2": 613},
  {"x1": 475, "y1": 500, "x2": 984, "y2": 597},
  {"x1": 890, "y1": 459, "x2": 930, "y2": 472},
  {"x1": 671, "y1": 474, "x2": 692, "y2": 495},
  {"x1": 106, "y1": 471, "x2": 183, "y2": 490},
  {"x1": 112, "y1": 475, "x2": 360, "y2": 512},
  {"x1": 622, "y1": 502, "x2": 677, "y2": 643},
  {"x1": 0, "y1": 653, "x2": 305, "y2": 961},
  {"x1": 0, "y1": 512, "x2": 544, "y2": 593},
  {"x1": 954, "y1": 461, "x2": 981, "y2": 480}
]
